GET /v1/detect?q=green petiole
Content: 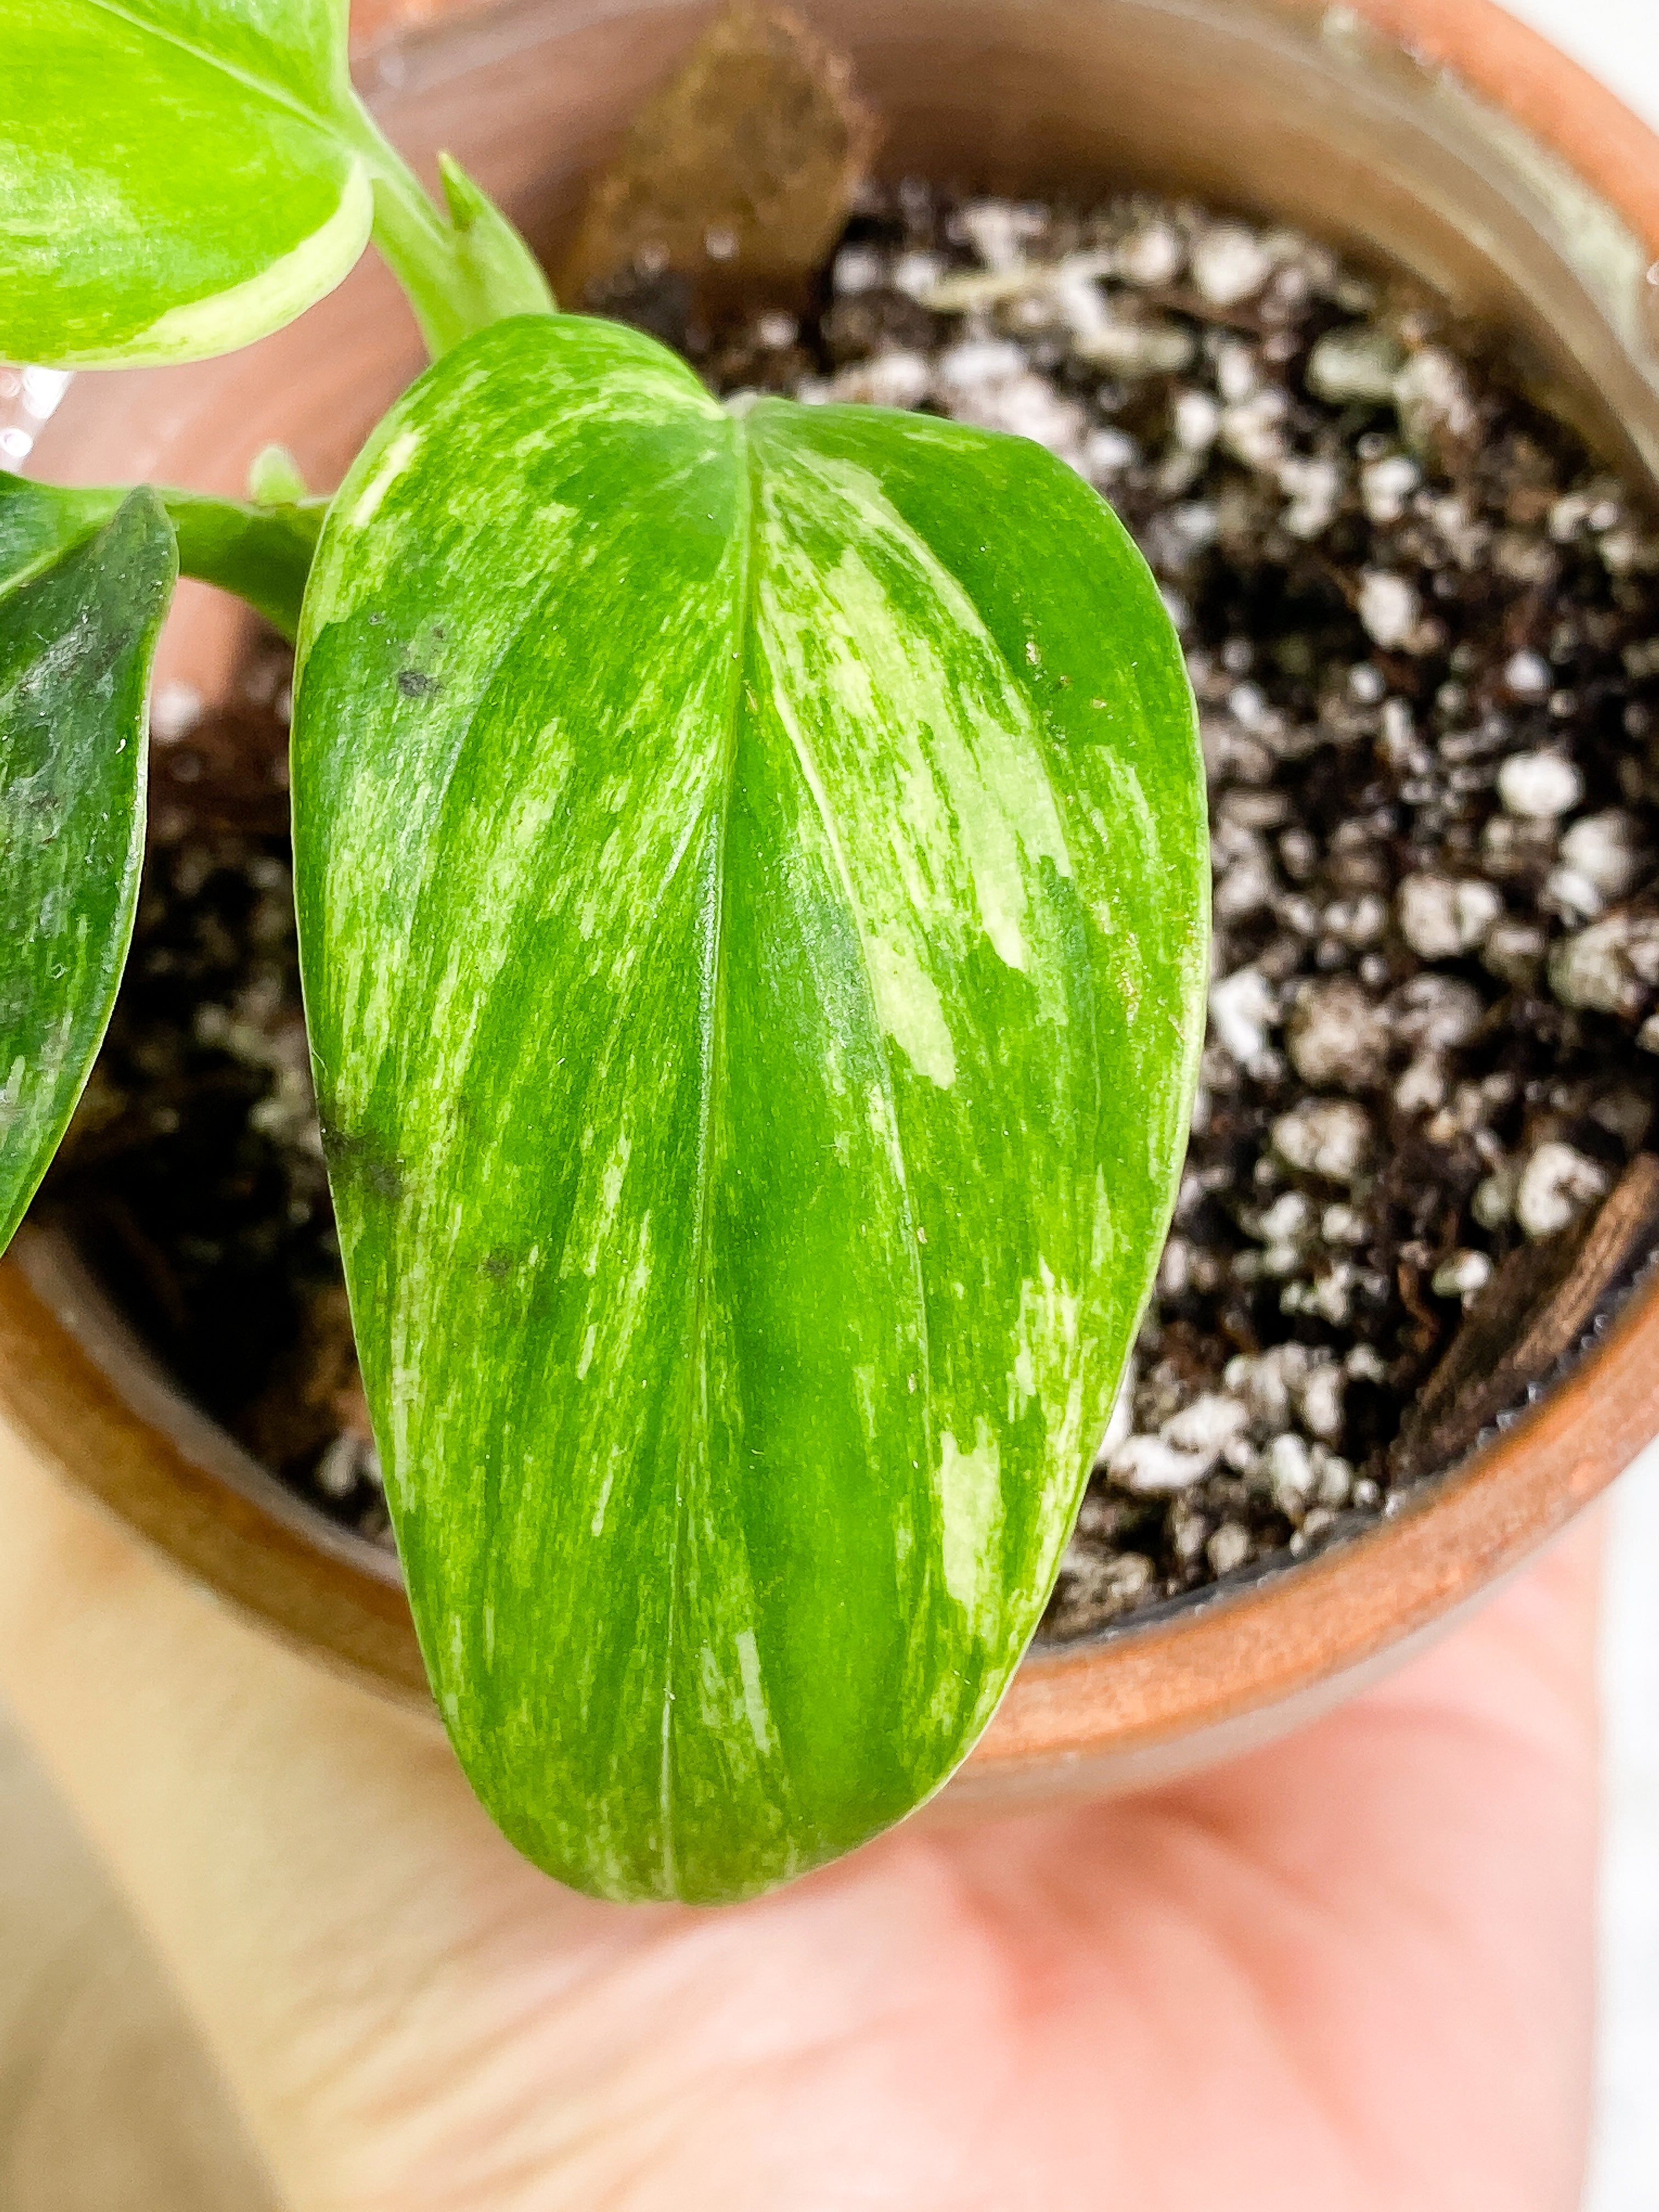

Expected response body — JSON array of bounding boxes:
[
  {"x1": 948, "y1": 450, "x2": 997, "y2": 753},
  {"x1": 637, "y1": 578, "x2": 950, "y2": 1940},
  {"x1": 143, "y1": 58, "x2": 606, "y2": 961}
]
[
  {"x1": 360, "y1": 133, "x2": 558, "y2": 357},
  {"x1": 5, "y1": 477, "x2": 326, "y2": 643}
]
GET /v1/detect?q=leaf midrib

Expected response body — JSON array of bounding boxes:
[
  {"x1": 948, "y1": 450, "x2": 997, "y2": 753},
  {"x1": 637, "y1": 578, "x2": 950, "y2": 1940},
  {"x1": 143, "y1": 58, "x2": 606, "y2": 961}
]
[
  {"x1": 741, "y1": 470, "x2": 938, "y2": 1538},
  {"x1": 657, "y1": 409, "x2": 759, "y2": 1891}
]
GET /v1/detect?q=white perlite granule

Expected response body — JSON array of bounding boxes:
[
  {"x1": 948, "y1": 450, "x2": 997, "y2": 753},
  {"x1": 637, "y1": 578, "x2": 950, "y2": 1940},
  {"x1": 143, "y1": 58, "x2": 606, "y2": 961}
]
[
  {"x1": 1285, "y1": 979, "x2": 1389, "y2": 1090},
  {"x1": 1117, "y1": 219, "x2": 1184, "y2": 287},
  {"x1": 1307, "y1": 325, "x2": 1403, "y2": 404},
  {"x1": 1107, "y1": 1435, "x2": 1214, "y2": 1495},
  {"x1": 1550, "y1": 912, "x2": 1659, "y2": 1019},
  {"x1": 1206, "y1": 1522, "x2": 1252, "y2": 1576},
  {"x1": 1189, "y1": 222, "x2": 1273, "y2": 306},
  {"x1": 1503, "y1": 649, "x2": 1552, "y2": 698},
  {"x1": 1209, "y1": 964, "x2": 1276, "y2": 1065},
  {"x1": 1271, "y1": 1101, "x2": 1374, "y2": 1184},
  {"x1": 1498, "y1": 749, "x2": 1584, "y2": 819},
  {"x1": 1515, "y1": 1143, "x2": 1613, "y2": 1239},
  {"x1": 1397, "y1": 873, "x2": 1503, "y2": 960},
  {"x1": 1433, "y1": 1249, "x2": 1494, "y2": 1302},
  {"x1": 150, "y1": 681, "x2": 204, "y2": 743},
  {"x1": 1561, "y1": 812, "x2": 1648, "y2": 901},
  {"x1": 1358, "y1": 569, "x2": 1419, "y2": 648}
]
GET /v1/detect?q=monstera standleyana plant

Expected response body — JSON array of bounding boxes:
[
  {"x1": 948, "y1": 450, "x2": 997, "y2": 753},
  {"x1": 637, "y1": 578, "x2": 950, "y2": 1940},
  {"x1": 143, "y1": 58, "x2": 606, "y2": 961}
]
[{"x1": 0, "y1": 0, "x2": 1207, "y2": 1901}]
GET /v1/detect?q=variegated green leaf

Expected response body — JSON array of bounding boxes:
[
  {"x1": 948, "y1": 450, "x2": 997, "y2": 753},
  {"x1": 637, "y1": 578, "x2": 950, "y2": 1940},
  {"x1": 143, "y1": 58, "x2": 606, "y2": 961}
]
[
  {"x1": 0, "y1": 1, "x2": 551, "y2": 366},
  {"x1": 2, "y1": 0, "x2": 368, "y2": 365},
  {"x1": 0, "y1": 483, "x2": 173, "y2": 1250},
  {"x1": 294, "y1": 314, "x2": 1207, "y2": 1903}
]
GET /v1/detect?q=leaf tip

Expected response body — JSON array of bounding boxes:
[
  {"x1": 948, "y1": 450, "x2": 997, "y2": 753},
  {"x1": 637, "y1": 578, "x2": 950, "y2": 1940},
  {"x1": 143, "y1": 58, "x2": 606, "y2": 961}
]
[{"x1": 248, "y1": 444, "x2": 310, "y2": 507}]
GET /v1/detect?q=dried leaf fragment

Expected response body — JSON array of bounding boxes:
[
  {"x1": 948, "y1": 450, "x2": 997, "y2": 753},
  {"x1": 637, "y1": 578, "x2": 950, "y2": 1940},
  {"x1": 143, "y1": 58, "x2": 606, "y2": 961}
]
[
  {"x1": 560, "y1": 0, "x2": 878, "y2": 314},
  {"x1": 1391, "y1": 1153, "x2": 1659, "y2": 1483}
]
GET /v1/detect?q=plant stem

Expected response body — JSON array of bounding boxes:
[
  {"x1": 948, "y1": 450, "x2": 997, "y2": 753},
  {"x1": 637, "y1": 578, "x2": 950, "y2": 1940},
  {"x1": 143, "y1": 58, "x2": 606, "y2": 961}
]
[
  {"x1": 162, "y1": 491, "x2": 326, "y2": 642},
  {"x1": 343, "y1": 103, "x2": 556, "y2": 359},
  {"x1": 44, "y1": 483, "x2": 325, "y2": 642}
]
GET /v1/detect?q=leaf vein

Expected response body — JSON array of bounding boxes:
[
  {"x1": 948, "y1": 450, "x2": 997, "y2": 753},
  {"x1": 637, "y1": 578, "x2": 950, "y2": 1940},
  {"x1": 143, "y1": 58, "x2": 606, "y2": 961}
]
[{"x1": 71, "y1": 0, "x2": 347, "y2": 140}]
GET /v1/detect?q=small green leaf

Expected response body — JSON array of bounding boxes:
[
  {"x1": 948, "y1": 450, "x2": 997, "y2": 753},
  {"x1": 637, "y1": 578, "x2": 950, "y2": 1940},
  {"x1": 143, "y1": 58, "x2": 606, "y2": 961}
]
[
  {"x1": 368, "y1": 151, "x2": 556, "y2": 360},
  {"x1": 247, "y1": 444, "x2": 310, "y2": 508},
  {"x1": 433, "y1": 153, "x2": 559, "y2": 340},
  {"x1": 294, "y1": 315, "x2": 1207, "y2": 1903},
  {"x1": 0, "y1": 484, "x2": 174, "y2": 1252}
]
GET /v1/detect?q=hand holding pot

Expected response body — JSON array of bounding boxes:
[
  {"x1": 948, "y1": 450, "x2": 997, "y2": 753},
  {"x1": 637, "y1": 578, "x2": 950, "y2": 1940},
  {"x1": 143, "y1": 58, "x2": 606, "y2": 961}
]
[{"x1": 0, "y1": 1429, "x2": 1598, "y2": 2210}]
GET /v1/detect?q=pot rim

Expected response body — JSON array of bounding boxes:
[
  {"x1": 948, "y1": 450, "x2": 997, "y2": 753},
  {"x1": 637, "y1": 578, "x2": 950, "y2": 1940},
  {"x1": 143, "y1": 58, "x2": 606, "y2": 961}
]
[
  {"x1": 5, "y1": 0, "x2": 1659, "y2": 1790},
  {"x1": 981, "y1": 0, "x2": 1659, "y2": 1776}
]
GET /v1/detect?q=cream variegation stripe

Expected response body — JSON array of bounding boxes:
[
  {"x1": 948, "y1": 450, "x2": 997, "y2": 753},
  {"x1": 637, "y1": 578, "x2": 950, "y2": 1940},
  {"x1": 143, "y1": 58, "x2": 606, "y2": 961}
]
[{"x1": 120, "y1": 162, "x2": 373, "y2": 367}]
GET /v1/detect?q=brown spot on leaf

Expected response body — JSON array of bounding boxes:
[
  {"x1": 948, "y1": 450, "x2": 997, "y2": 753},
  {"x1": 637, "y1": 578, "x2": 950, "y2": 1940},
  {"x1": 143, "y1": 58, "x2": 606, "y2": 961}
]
[{"x1": 319, "y1": 1119, "x2": 406, "y2": 1204}]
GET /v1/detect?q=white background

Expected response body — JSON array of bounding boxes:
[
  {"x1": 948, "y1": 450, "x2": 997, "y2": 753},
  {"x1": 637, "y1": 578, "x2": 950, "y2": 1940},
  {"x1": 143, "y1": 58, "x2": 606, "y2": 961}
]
[
  {"x1": 1503, "y1": 0, "x2": 1659, "y2": 119},
  {"x1": 1496, "y1": 10, "x2": 1659, "y2": 2201}
]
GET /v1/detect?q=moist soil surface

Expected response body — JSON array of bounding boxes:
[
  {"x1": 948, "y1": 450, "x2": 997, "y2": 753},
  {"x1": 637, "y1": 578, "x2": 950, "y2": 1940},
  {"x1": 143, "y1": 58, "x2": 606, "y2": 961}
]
[{"x1": 38, "y1": 184, "x2": 1659, "y2": 1639}]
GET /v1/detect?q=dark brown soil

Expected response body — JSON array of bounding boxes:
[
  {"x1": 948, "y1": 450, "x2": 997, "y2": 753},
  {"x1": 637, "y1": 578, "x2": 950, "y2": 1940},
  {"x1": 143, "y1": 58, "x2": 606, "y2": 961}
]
[{"x1": 35, "y1": 184, "x2": 1659, "y2": 1634}]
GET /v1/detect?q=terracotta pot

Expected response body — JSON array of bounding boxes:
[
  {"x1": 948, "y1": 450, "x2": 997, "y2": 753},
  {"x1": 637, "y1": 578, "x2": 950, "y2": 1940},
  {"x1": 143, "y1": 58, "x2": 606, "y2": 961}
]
[{"x1": 5, "y1": 0, "x2": 1659, "y2": 1816}]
